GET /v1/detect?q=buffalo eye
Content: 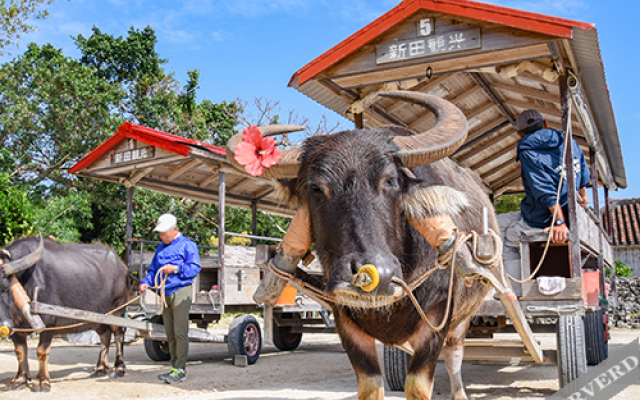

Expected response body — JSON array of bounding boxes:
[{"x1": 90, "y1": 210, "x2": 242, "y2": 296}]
[
  {"x1": 308, "y1": 183, "x2": 330, "y2": 198},
  {"x1": 386, "y1": 177, "x2": 398, "y2": 188}
]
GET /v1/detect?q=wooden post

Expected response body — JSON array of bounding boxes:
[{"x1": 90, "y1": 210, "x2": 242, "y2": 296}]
[
  {"x1": 355, "y1": 112, "x2": 363, "y2": 129},
  {"x1": 604, "y1": 188, "x2": 612, "y2": 238},
  {"x1": 218, "y1": 171, "x2": 226, "y2": 314},
  {"x1": 560, "y1": 75, "x2": 581, "y2": 278},
  {"x1": 125, "y1": 186, "x2": 134, "y2": 268},
  {"x1": 251, "y1": 200, "x2": 258, "y2": 247},
  {"x1": 590, "y1": 149, "x2": 606, "y2": 302}
]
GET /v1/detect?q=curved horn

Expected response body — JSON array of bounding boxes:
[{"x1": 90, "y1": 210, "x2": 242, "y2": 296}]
[
  {"x1": 378, "y1": 91, "x2": 468, "y2": 168},
  {"x1": 226, "y1": 125, "x2": 305, "y2": 179},
  {"x1": 3, "y1": 233, "x2": 44, "y2": 276}
]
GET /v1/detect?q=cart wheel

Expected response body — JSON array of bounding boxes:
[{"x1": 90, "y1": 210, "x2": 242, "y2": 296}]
[
  {"x1": 144, "y1": 338, "x2": 171, "y2": 362},
  {"x1": 273, "y1": 313, "x2": 303, "y2": 351},
  {"x1": 228, "y1": 314, "x2": 262, "y2": 365},
  {"x1": 584, "y1": 309, "x2": 608, "y2": 365},
  {"x1": 557, "y1": 315, "x2": 587, "y2": 388},
  {"x1": 383, "y1": 345, "x2": 411, "y2": 392}
]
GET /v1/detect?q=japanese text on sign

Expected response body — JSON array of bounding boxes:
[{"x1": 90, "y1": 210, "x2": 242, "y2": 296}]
[
  {"x1": 376, "y1": 28, "x2": 481, "y2": 64},
  {"x1": 112, "y1": 147, "x2": 155, "y2": 165}
]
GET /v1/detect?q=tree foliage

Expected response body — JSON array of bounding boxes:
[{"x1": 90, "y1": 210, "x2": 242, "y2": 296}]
[
  {"x1": 0, "y1": 0, "x2": 58, "y2": 56},
  {"x1": 0, "y1": 25, "x2": 288, "y2": 253},
  {"x1": 494, "y1": 194, "x2": 525, "y2": 215}
]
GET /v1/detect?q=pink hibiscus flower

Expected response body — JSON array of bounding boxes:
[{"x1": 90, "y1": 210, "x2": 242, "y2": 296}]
[{"x1": 234, "y1": 125, "x2": 282, "y2": 176}]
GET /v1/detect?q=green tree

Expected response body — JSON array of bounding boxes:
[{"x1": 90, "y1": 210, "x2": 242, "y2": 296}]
[
  {"x1": 0, "y1": 172, "x2": 35, "y2": 245},
  {"x1": 494, "y1": 194, "x2": 524, "y2": 214},
  {"x1": 0, "y1": 0, "x2": 58, "y2": 56}
]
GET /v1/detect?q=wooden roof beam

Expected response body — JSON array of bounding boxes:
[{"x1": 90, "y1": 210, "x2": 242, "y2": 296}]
[
  {"x1": 331, "y1": 44, "x2": 552, "y2": 89},
  {"x1": 490, "y1": 167, "x2": 522, "y2": 190},
  {"x1": 122, "y1": 167, "x2": 154, "y2": 188},
  {"x1": 407, "y1": 85, "x2": 483, "y2": 129},
  {"x1": 465, "y1": 140, "x2": 518, "y2": 170},
  {"x1": 455, "y1": 125, "x2": 514, "y2": 159},
  {"x1": 167, "y1": 159, "x2": 201, "y2": 182},
  {"x1": 465, "y1": 101, "x2": 495, "y2": 121},
  {"x1": 491, "y1": 82, "x2": 559, "y2": 103},
  {"x1": 470, "y1": 72, "x2": 517, "y2": 127}
]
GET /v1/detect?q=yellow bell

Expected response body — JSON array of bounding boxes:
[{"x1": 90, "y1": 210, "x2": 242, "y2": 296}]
[
  {"x1": 357, "y1": 264, "x2": 380, "y2": 292},
  {"x1": 0, "y1": 325, "x2": 10, "y2": 338}
]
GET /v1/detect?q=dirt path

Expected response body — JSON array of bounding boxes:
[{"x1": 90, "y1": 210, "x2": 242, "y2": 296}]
[{"x1": 1, "y1": 329, "x2": 639, "y2": 399}]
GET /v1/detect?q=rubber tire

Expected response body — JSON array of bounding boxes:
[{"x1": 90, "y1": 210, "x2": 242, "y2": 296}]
[
  {"x1": 584, "y1": 309, "x2": 608, "y2": 365},
  {"x1": 144, "y1": 338, "x2": 171, "y2": 362},
  {"x1": 383, "y1": 345, "x2": 411, "y2": 392},
  {"x1": 273, "y1": 313, "x2": 303, "y2": 351},
  {"x1": 228, "y1": 314, "x2": 262, "y2": 365},
  {"x1": 557, "y1": 315, "x2": 588, "y2": 388}
]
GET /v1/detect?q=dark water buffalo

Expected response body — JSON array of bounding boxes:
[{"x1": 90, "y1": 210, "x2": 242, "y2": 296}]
[
  {"x1": 228, "y1": 92, "x2": 499, "y2": 399},
  {"x1": 0, "y1": 236, "x2": 129, "y2": 391}
]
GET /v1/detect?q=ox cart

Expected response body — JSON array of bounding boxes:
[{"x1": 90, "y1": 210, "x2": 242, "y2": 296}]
[
  {"x1": 277, "y1": 0, "x2": 625, "y2": 391},
  {"x1": 65, "y1": 122, "x2": 333, "y2": 365}
]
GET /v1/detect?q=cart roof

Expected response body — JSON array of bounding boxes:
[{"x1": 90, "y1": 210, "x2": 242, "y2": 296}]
[
  {"x1": 69, "y1": 123, "x2": 295, "y2": 217},
  {"x1": 289, "y1": 0, "x2": 625, "y2": 195}
]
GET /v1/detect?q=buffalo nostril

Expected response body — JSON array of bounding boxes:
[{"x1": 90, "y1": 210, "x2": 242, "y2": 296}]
[{"x1": 349, "y1": 260, "x2": 361, "y2": 275}]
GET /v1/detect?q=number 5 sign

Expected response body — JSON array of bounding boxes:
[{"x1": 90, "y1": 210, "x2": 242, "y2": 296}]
[{"x1": 418, "y1": 18, "x2": 434, "y2": 36}]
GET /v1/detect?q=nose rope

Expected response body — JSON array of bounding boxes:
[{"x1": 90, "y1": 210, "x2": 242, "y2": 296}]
[{"x1": 267, "y1": 228, "x2": 506, "y2": 320}]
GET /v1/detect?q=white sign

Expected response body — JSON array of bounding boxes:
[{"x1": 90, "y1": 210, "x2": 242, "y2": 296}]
[
  {"x1": 376, "y1": 28, "x2": 482, "y2": 64},
  {"x1": 112, "y1": 147, "x2": 155, "y2": 165},
  {"x1": 418, "y1": 18, "x2": 434, "y2": 37}
]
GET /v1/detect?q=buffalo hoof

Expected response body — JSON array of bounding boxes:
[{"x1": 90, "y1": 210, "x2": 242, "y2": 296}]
[
  {"x1": 109, "y1": 368, "x2": 126, "y2": 379},
  {"x1": 10, "y1": 379, "x2": 29, "y2": 391},
  {"x1": 33, "y1": 380, "x2": 51, "y2": 393},
  {"x1": 90, "y1": 368, "x2": 108, "y2": 378}
]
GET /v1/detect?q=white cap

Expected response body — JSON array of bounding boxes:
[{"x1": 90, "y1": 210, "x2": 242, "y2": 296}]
[{"x1": 154, "y1": 214, "x2": 177, "y2": 232}]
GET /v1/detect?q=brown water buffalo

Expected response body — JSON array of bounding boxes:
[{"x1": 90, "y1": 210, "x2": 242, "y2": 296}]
[
  {"x1": 227, "y1": 92, "x2": 500, "y2": 399},
  {"x1": 0, "y1": 236, "x2": 129, "y2": 391}
]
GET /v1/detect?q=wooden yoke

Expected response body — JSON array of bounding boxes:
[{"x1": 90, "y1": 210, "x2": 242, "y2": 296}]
[
  {"x1": 10, "y1": 276, "x2": 46, "y2": 330},
  {"x1": 409, "y1": 214, "x2": 516, "y2": 302},
  {"x1": 253, "y1": 204, "x2": 312, "y2": 306}
]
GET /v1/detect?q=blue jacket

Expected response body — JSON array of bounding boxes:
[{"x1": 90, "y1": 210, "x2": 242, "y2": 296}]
[
  {"x1": 141, "y1": 234, "x2": 202, "y2": 295},
  {"x1": 517, "y1": 128, "x2": 590, "y2": 228}
]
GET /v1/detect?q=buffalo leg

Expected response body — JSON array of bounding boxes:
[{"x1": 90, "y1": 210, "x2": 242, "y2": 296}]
[
  {"x1": 110, "y1": 326, "x2": 126, "y2": 378},
  {"x1": 91, "y1": 326, "x2": 111, "y2": 377},
  {"x1": 406, "y1": 322, "x2": 447, "y2": 400},
  {"x1": 443, "y1": 321, "x2": 471, "y2": 400},
  {"x1": 335, "y1": 310, "x2": 384, "y2": 400},
  {"x1": 11, "y1": 334, "x2": 30, "y2": 390},
  {"x1": 34, "y1": 331, "x2": 53, "y2": 392}
]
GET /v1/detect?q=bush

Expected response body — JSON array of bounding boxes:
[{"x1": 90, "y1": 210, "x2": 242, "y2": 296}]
[{"x1": 605, "y1": 259, "x2": 634, "y2": 278}]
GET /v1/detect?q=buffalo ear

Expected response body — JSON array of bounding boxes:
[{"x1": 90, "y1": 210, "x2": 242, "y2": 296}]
[{"x1": 402, "y1": 185, "x2": 470, "y2": 219}]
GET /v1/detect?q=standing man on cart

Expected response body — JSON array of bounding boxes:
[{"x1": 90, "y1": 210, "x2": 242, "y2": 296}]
[{"x1": 139, "y1": 213, "x2": 202, "y2": 384}]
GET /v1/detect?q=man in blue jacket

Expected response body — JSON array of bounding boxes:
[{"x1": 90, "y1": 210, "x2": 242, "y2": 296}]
[
  {"x1": 497, "y1": 109, "x2": 590, "y2": 294},
  {"x1": 139, "y1": 213, "x2": 201, "y2": 384}
]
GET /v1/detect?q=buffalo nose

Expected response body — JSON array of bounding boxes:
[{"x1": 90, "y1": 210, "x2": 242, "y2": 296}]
[
  {"x1": 351, "y1": 254, "x2": 399, "y2": 296},
  {"x1": 0, "y1": 320, "x2": 13, "y2": 338}
]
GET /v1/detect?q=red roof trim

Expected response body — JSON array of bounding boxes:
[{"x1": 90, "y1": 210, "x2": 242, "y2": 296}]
[
  {"x1": 69, "y1": 122, "x2": 226, "y2": 174},
  {"x1": 290, "y1": 0, "x2": 595, "y2": 86}
]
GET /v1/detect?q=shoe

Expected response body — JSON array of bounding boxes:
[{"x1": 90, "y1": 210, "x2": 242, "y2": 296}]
[
  {"x1": 164, "y1": 368, "x2": 187, "y2": 384},
  {"x1": 157, "y1": 368, "x2": 175, "y2": 381}
]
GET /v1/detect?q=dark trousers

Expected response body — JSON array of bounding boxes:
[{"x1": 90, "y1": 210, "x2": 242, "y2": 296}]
[{"x1": 162, "y1": 285, "x2": 192, "y2": 370}]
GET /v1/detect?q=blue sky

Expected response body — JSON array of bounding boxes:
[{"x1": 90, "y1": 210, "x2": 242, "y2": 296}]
[{"x1": 2, "y1": 0, "x2": 637, "y2": 200}]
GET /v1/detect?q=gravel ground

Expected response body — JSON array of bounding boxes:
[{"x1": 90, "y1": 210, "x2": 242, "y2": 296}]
[{"x1": 0, "y1": 328, "x2": 639, "y2": 399}]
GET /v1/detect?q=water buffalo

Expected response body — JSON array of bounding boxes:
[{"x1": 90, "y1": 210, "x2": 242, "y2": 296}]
[
  {"x1": 228, "y1": 91, "x2": 501, "y2": 400},
  {"x1": 0, "y1": 236, "x2": 129, "y2": 391}
]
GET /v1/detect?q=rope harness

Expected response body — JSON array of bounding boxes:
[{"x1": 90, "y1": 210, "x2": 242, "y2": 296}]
[
  {"x1": 11, "y1": 270, "x2": 169, "y2": 334},
  {"x1": 269, "y1": 228, "x2": 505, "y2": 332}
]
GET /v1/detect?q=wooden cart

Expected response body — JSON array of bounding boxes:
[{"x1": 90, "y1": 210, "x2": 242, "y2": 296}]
[{"x1": 284, "y1": 0, "x2": 624, "y2": 389}]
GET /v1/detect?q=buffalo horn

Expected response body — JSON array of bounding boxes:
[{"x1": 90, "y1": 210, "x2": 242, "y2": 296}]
[
  {"x1": 226, "y1": 125, "x2": 305, "y2": 179},
  {"x1": 378, "y1": 91, "x2": 468, "y2": 168},
  {"x1": 2, "y1": 233, "x2": 44, "y2": 276}
]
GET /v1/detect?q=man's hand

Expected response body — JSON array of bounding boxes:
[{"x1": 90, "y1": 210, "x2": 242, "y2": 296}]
[
  {"x1": 578, "y1": 194, "x2": 589, "y2": 208},
  {"x1": 543, "y1": 224, "x2": 569, "y2": 243},
  {"x1": 139, "y1": 283, "x2": 149, "y2": 294},
  {"x1": 159, "y1": 264, "x2": 177, "y2": 275}
]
